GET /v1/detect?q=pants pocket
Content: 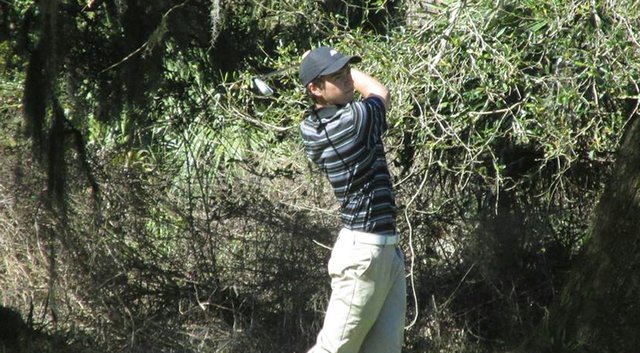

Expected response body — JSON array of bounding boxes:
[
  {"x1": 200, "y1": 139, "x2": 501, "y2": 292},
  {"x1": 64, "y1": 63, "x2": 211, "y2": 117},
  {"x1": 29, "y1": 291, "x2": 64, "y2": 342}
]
[{"x1": 328, "y1": 244, "x2": 374, "y2": 279}]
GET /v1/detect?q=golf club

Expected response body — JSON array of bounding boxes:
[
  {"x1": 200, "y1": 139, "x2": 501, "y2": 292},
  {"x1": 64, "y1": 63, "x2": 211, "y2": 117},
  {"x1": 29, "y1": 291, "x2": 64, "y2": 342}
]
[{"x1": 250, "y1": 65, "x2": 296, "y2": 96}]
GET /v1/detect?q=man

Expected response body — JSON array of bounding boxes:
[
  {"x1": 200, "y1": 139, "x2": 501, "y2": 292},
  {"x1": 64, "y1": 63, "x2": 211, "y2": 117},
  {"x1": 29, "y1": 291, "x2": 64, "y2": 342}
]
[{"x1": 298, "y1": 46, "x2": 406, "y2": 353}]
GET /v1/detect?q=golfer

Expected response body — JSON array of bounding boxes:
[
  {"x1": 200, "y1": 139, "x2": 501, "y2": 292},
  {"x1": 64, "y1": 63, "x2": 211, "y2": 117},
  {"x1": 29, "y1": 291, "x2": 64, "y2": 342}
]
[{"x1": 299, "y1": 46, "x2": 406, "y2": 353}]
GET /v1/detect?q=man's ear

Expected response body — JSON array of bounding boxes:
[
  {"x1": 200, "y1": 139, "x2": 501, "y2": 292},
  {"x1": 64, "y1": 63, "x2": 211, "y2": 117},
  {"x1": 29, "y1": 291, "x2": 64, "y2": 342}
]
[{"x1": 307, "y1": 82, "x2": 323, "y2": 99}]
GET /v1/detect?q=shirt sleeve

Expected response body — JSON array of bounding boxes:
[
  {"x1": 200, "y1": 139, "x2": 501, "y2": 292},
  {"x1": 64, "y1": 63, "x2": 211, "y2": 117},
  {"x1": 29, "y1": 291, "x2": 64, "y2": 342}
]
[
  {"x1": 354, "y1": 95, "x2": 388, "y2": 143},
  {"x1": 299, "y1": 123, "x2": 321, "y2": 165}
]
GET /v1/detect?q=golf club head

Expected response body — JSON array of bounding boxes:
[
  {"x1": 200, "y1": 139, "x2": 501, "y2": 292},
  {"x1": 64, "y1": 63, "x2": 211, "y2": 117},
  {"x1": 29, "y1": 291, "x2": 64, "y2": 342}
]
[{"x1": 251, "y1": 77, "x2": 274, "y2": 96}]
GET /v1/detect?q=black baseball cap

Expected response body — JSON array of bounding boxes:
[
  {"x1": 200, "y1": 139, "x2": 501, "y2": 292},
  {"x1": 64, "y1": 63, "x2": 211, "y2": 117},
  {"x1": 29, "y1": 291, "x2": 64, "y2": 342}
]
[{"x1": 299, "y1": 46, "x2": 362, "y2": 87}]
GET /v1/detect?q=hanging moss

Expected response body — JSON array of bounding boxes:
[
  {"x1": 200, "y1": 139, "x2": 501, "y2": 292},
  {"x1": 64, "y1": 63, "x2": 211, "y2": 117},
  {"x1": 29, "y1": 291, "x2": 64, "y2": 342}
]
[{"x1": 22, "y1": 42, "x2": 47, "y2": 157}]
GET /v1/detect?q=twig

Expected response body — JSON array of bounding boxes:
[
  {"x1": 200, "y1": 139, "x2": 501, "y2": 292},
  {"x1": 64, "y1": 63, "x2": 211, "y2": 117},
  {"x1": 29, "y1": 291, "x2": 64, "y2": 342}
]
[
  {"x1": 227, "y1": 106, "x2": 292, "y2": 133},
  {"x1": 620, "y1": 80, "x2": 640, "y2": 134},
  {"x1": 312, "y1": 239, "x2": 332, "y2": 250},
  {"x1": 404, "y1": 149, "x2": 434, "y2": 329},
  {"x1": 611, "y1": 10, "x2": 640, "y2": 48},
  {"x1": 429, "y1": 0, "x2": 466, "y2": 71},
  {"x1": 100, "y1": 0, "x2": 190, "y2": 73},
  {"x1": 441, "y1": 263, "x2": 476, "y2": 309}
]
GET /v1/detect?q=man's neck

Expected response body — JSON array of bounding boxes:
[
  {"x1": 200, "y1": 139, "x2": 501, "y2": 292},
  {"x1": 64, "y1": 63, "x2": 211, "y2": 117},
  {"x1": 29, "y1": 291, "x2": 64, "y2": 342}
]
[{"x1": 314, "y1": 100, "x2": 328, "y2": 109}]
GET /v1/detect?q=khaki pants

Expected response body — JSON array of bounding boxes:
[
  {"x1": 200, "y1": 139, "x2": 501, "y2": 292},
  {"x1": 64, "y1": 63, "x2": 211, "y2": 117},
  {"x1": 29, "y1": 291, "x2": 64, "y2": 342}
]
[{"x1": 308, "y1": 228, "x2": 406, "y2": 353}]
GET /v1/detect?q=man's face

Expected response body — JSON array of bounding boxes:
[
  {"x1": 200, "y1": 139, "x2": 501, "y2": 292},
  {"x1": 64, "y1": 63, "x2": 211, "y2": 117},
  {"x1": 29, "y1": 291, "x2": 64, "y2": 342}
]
[{"x1": 309, "y1": 65, "x2": 354, "y2": 106}]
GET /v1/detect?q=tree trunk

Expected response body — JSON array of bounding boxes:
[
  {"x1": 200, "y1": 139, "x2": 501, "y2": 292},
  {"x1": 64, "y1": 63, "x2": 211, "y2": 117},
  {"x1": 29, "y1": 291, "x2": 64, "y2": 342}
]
[{"x1": 524, "y1": 114, "x2": 640, "y2": 352}]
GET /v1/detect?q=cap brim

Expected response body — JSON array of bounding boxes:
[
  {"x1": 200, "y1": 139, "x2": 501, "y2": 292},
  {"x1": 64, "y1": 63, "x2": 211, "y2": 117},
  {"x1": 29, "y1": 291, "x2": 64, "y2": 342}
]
[{"x1": 318, "y1": 55, "x2": 362, "y2": 77}]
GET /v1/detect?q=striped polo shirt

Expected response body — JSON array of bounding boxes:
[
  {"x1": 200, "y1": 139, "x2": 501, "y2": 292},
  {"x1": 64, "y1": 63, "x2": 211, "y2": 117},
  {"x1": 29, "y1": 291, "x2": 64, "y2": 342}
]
[{"x1": 300, "y1": 96, "x2": 397, "y2": 236}]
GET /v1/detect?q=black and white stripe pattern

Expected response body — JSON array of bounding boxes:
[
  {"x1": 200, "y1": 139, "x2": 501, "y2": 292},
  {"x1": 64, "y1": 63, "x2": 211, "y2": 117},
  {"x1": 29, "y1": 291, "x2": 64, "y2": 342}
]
[{"x1": 300, "y1": 96, "x2": 397, "y2": 236}]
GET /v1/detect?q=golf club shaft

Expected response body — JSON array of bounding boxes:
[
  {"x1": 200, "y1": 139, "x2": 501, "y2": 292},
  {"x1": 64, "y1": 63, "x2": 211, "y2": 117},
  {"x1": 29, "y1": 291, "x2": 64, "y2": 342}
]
[{"x1": 258, "y1": 65, "x2": 296, "y2": 79}]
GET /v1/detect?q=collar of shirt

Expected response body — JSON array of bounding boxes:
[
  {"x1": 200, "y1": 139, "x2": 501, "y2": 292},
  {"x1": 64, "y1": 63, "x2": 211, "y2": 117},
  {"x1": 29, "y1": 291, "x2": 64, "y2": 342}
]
[{"x1": 305, "y1": 104, "x2": 347, "y2": 130}]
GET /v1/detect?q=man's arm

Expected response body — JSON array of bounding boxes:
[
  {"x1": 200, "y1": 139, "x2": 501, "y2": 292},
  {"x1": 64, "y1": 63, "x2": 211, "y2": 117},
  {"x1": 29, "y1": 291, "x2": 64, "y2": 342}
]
[{"x1": 351, "y1": 68, "x2": 390, "y2": 110}]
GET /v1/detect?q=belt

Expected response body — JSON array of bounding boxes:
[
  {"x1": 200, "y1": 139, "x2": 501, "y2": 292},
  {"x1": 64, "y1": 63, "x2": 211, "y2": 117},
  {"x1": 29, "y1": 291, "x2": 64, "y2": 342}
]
[{"x1": 339, "y1": 228, "x2": 398, "y2": 246}]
